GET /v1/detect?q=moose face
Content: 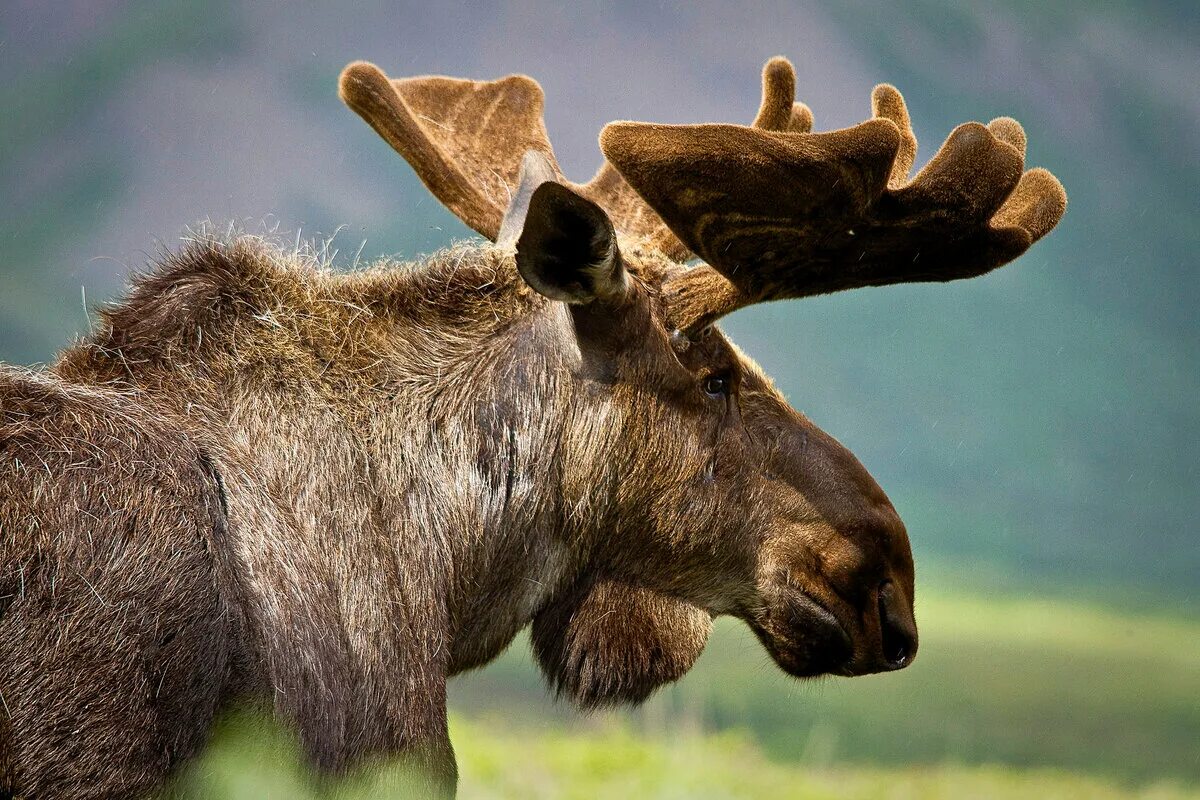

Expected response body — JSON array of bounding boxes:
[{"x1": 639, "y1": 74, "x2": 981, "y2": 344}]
[
  {"x1": 513, "y1": 180, "x2": 917, "y2": 687},
  {"x1": 734, "y1": 375, "x2": 918, "y2": 678}
]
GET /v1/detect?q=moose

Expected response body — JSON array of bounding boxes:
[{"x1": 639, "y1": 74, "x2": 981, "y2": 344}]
[{"x1": 0, "y1": 56, "x2": 1064, "y2": 798}]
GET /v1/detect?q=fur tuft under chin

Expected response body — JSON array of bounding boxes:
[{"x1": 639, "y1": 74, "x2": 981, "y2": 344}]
[{"x1": 530, "y1": 578, "x2": 712, "y2": 710}]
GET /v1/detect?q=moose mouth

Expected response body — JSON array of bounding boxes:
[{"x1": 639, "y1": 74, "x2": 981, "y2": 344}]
[{"x1": 749, "y1": 592, "x2": 854, "y2": 678}]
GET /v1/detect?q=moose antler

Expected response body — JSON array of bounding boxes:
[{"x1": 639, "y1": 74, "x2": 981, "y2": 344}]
[
  {"x1": 338, "y1": 62, "x2": 556, "y2": 242},
  {"x1": 339, "y1": 61, "x2": 690, "y2": 257},
  {"x1": 601, "y1": 59, "x2": 1066, "y2": 331},
  {"x1": 342, "y1": 58, "x2": 1065, "y2": 332},
  {"x1": 338, "y1": 60, "x2": 810, "y2": 261}
]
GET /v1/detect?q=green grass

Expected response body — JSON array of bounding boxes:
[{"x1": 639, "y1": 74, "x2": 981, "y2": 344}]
[{"x1": 458, "y1": 720, "x2": 1199, "y2": 799}]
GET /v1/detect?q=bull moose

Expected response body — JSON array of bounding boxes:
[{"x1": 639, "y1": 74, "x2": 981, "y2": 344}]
[{"x1": 0, "y1": 56, "x2": 1065, "y2": 798}]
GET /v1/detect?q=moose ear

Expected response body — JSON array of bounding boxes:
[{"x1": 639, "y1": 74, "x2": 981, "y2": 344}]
[
  {"x1": 513, "y1": 181, "x2": 628, "y2": 304},
  {"x1": 531, "y1": 578, "x2": 712, "y2": 709}
]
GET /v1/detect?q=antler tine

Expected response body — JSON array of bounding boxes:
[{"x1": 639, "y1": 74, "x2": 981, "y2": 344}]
[
  {"x1": 871, "y1": 84, "x2": 917, "y2": 186},
  {"x1": 601, "y1": 77, "x2": 1066, "y2": 332},
  {"x1": 753, "y1": 56, "x2": 813, "y2": 133}
]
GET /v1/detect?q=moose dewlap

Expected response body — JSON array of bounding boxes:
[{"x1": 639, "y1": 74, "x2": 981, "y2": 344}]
[{"x1": 0, "y1": 57, "x2": 1064, "y2": 798}]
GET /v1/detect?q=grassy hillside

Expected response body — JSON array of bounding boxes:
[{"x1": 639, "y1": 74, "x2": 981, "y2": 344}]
[
  {"x1": 172, "y1": 587, "x2": 1199, "y2": 796},
  {"x1": 182, "y1": 715, "x2": 1199, "y2": 800}
]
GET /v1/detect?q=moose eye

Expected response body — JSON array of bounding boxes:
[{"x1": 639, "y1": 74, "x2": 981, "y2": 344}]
[{"x1": 702, "y1": 374, "x2": 730, "y2": 398}]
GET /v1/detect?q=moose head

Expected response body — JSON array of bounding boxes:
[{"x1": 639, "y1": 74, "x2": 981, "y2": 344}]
[{"x1": 338, "y1": 57, "x2": 1065, "y2": 707}]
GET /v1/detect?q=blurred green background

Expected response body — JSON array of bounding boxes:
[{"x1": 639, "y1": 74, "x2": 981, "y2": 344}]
[{"x1": 2, "y1": 1, "x2": 1197, "y2": 797}]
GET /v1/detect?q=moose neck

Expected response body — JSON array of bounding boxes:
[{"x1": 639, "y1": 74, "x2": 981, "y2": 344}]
[{"x1": 52, "y1": 236, "x2": 639, "y2": 670}]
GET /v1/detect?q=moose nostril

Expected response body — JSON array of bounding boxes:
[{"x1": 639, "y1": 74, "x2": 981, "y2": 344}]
[{"x1": 877, "y1": 581, "x2": 916, "y2": 669}]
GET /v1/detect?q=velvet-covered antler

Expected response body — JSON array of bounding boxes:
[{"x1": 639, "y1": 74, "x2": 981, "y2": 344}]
[
  {"x1": 338, "y1": 60, "x2": 807, "y2": 260},
  {"x1": 601, "y1": 59, "x2": 1066, "y2": 331},
  {"x1": 339, "y1": 61, "x2": 690, "y2": 257},
  {"x1": 338, "y1": 62, "x2": 555, "y2": 242},
  {"x1": 341, "y1": 58, "x2": 1065, "y2": 332}
]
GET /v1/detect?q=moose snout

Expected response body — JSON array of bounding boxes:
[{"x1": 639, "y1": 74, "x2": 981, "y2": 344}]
[{"x1": 869, "y1": 579, "x2": 917, "y2": 672}]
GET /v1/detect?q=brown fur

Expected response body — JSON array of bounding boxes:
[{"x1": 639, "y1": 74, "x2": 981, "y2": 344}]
[
  {"x1": 0, "y1": 367, "x2": 240, "y2": 797},
  {"x1": 532, "y1": 578, "x2": 712, "y2": 709}
]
